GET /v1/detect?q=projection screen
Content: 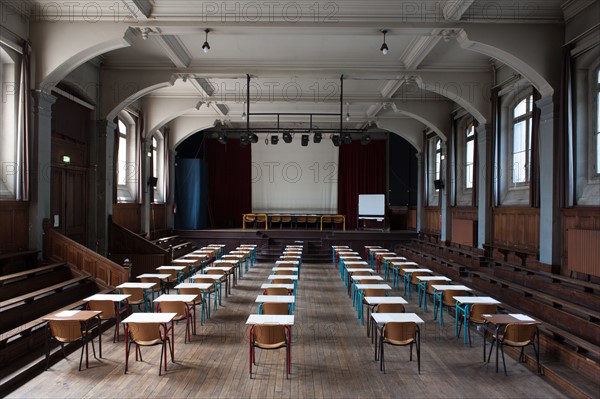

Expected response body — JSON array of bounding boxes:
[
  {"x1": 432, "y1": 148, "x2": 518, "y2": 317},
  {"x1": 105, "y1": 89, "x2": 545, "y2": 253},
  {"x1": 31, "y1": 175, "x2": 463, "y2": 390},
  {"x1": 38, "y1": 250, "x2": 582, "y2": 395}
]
[{"x1": 251, "y1": 135, "x2": 339, "y2": 214}]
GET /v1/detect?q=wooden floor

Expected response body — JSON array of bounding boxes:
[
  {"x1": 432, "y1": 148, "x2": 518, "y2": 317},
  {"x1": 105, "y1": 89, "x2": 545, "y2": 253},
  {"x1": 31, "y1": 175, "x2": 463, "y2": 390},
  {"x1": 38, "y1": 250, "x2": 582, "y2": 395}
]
[{"x1": 8, "y1": 261, "x2": 570, "y2": 399}]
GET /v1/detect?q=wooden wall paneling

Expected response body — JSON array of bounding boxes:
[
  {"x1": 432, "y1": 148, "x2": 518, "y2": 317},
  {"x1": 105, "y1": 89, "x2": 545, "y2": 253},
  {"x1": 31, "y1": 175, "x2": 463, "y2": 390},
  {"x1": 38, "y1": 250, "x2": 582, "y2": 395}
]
[
  {"x1": 407, "y1": 207, "x2": 417, "y2": 230},
  {"x1": 423, "y1": 207, "x2": 441, "y2": 234},
  {"x1": 567, "y1": 229, "x2": 600, "y2": 278},
  {"x1": 0, "y1": 202, "x2": 29, "y2": 253},
  {"x1": 492, "y1": 207, "x2": 540, "y2": 254},
  {"x1": 112, "y1": 203, "x2": 142, "y2": 233}
]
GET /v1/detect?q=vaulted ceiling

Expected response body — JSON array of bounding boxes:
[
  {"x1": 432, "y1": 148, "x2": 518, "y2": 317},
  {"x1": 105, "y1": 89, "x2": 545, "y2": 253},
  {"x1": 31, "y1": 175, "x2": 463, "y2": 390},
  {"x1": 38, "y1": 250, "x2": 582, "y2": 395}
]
[{"x1": 9, "y1": 0, "x2": 569, "y2": 144}]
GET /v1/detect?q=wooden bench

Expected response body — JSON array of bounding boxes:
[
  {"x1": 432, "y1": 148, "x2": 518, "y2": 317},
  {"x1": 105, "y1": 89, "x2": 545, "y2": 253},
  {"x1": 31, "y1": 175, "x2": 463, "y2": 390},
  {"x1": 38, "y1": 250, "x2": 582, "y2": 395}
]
[
  {"x1": 152, "y1": 235, "x2": 179, "y2": 247},
  {"x1": 0, "y1": 251, "x2": 39, "y2": 276},
  {"x1": 0, "y1": 263, "x2": 70, "y2": 302}
]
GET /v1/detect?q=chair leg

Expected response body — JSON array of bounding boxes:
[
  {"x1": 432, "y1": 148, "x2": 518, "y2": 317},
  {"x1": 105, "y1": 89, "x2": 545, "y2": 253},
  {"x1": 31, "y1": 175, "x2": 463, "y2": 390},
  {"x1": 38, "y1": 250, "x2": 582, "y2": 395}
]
[
  {"x1": 78, "y1": 341, "x2": 85, "y2": 371},
  {"x1": 409, "y1": 343, "x2": 413, "y2": 361},
  {"x1": 500, "y1": 344, "x2": 507, "y2": 375},
  {"x1": 416, "y1": 341, "x2": 421, "y2": 374},
  {"x1": 159, "y1": 342, "x2": 164, "y2": 376}
]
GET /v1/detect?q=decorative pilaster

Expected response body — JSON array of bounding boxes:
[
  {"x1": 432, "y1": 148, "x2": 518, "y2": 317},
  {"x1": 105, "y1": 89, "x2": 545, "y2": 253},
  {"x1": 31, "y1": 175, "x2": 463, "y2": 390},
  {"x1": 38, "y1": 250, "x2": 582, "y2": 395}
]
[
  {"x1": 416, "y1": 152, "x2": 423, "y2": 232},
  {"x1": 476, "y1": 124, "x2": 492, "y2": 248}
]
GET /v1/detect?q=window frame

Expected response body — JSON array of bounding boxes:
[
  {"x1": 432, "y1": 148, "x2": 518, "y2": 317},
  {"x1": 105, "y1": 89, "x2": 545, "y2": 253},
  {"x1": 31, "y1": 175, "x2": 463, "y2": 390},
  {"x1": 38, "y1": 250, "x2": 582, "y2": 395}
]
[
  {"x1": 150, "y1": 131, "x2": 165, "y2": 204},
  {"x1": 115, "y1": 111, "x2": 138, "y2": 203},
  {"x1": 464, "y1": 122, "x2": 475, "y2": 191},
  {"x1": 508, "y1": 92, "x2": 534, "y2": 189},
  {"x1": 593, "y1": 67, "x2": 600, "y2": 177}
]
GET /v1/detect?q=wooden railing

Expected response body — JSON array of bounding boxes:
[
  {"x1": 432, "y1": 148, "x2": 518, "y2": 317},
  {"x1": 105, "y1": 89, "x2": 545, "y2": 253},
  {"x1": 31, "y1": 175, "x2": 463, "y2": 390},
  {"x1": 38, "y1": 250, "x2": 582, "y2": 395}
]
[
  {"x1": 43, "y1": 220, "x2": 128, "y2": 286},
  {"x1": 109, "y1": 217, "x2": 171, "y2": 276},
  {"x1": 0, "y1": 201, "x2": 29, "y2": 253}
]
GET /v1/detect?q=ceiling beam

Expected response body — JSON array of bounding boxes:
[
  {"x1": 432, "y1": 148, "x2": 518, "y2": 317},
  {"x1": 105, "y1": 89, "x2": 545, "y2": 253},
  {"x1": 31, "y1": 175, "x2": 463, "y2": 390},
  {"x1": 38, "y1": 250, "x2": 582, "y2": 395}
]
[
  {"x1": 152, "y1": 34, "x2": 192, "y2": 68},
  {"x1": 442, "y1": 0, "x2": 476, "y2": 21},
  {"x1": 121, "y1": 0, "x2": 153, "y2": 19},
  {"x1": 400, "y1": 34, "x2": 443, "y2": 70}
]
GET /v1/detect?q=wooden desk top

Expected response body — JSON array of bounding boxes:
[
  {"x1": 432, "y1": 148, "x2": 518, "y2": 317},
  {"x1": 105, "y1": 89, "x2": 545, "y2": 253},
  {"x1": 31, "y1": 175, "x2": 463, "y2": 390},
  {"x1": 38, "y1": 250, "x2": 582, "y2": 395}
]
[
  {"x1": 44, "y1": 310, "x2": 102, "y2": 321},
  {"x1": 154, "y1": 294, "x2": 198, "y2": 303},
  {"x1": 483, "y1": 313, "x2": 540, "y2": 324},
  {"x1": 255, "y1": 295, "x2": 295, "y2": 303},
  {"x1": 431, "y1": 284, "x2": 472, "y2": 291},
  {"x1": 364, "y1": 296, "x2": 408, "y2": 305},
  {"x1": 246, "y1": 314, "x2": 294, "y2": 325},
  {"x1": 137, "y1": 274, "x2": 170, "y2": 279},
  {"x1": 453, "y1": 296, "x2": 501, "y2": 305},
  {"x1": 268, "y1": 274, "x2": 298, "y2": 280},
  {"x1": 83, "y1": 294, "x2": 130, "y2": 302},
  {"x1": 371, "y1": 313, "x2": 425, "y2": 324},
  {"x1": 121, "y1": 313, "x2": 176, "y2": 324},
  {"x1": 175, "y1": 282, "x2": 213, "y2": 290},
  {"x1": 116, "y1": 282, "x2": 157, "y2": 289},
  {"x1": 260, "y1": 283, "x2": 295, "y2": 290}
]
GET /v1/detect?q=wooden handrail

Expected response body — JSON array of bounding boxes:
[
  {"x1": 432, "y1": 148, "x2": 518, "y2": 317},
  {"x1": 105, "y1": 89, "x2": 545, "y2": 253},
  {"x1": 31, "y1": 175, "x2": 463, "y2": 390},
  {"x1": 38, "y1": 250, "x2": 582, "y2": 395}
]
[
  {"x1": 43, "y1": 220, "x2": 128, "y2": 286},
  {"x1": 110, "y1": 217, "x2": 170, "y2": 256}
]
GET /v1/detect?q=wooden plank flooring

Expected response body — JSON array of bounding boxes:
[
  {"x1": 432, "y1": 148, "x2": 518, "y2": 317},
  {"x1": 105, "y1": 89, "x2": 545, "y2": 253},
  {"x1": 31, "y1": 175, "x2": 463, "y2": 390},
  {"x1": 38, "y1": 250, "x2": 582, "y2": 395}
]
[{"x1": 7, "y1": 261, "x2": 570, "y2": 399}]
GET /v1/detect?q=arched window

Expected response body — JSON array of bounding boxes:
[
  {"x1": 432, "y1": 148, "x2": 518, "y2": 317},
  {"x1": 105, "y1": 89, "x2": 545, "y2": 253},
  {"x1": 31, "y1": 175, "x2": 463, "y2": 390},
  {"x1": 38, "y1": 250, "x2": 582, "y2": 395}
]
[
  {"x1": 116, "y1": 111, "x2": 138, "y2": 202},
  {"x1": 511, "y1": 94, "x2": 534, "y2": 185},
  {"x1": 435, "y1": 138, "x2": 442, "y2": 187},
  {"x1": 0, "y1": 43, "x2": 22, "y2": 199},
  {"x1": 465, "y1": 123, "x2": 475, "y2": 190},
  {"x1": 150, "y1": 131, "x2": 165, "y2": 203}
]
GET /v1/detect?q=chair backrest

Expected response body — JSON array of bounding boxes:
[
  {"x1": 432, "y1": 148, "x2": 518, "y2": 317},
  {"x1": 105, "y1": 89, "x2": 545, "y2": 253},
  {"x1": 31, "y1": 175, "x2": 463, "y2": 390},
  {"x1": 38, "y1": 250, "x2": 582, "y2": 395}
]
[
  {"x1": 206, "y1": 269, "x2": 224, "y2": 275},
  {"x1": 307, "y1": 215, "x2": 318, "y2": 223},
  {"x1": 273, "y1": 278, "x2": 293, "y2": 284},
  {"x1": 244, "y1": 214, "x2": 256, "y2": 223},
  {"x1": 296, "y1": 215, "x2": 307, "y2": 223},
  {"x1": 178, "y1": 287, "x2": 205, "y2": 303},
  {"x1": 363, "y1": 288, "x2": 388, "y2": 297},
  {"x1": 383, "y1": 322, "x2": 417, "y2": 345},
  {"x1": 281, "y1": 215, "x2": 293, "y2": 223},
  {"x1": 121, "y1": 287, "x2": 145, "y2": 304},
  {"x1": 332, "y1": 215, "x2": 344, "y2": 224},
  {"x1": 281, "y1": 257, "x2": 298, "y2": 262},
  {"x1": 352, "y1": 271, "x2": 373, "y2": 277},
  {"x1": 410, "y1": 271, "x2": 430, "y2": 285},
  {"x1": 141, "y1": 277, "x2": 161, "y2": 285},
  {"x1": 275, "y1": 269, "x2": 294, "y2": 275},
  {"x1": 375, "y1": 303, "x2": 405, "y2": 313},
  {"x1": 194, "y1": 278, "x2": 216, "y2": 291},
  {"x1": 262, "y1": 302, "x2": 290, "y2": 315},
  {"x1": 503, "y1": 323, "x2": 537, "y2": 346},
  {"x1": 163, "y1": 269, "x2": 178, "y2": 282},
  {"x1": 48, "y1": 319, "x2": 82, "y2": 343},
  {"x1": 442, "y1": 290, "x2": 467, "y2": 307},
  {"x1": 271, "y1": 214, "x2": 282, "y2": 222},
  {"x1": 253, "y1": 325, "x2": 287, "y2": 349},
  {"x1": 88, "y1": 300, "x2": 116, "y2": 319},
  {"x1": 469, "y1": 304, "x2": 497, "y2": 324},
  {"x1": 256, "y1": 214, "x2": 267, "y2": 223},
  {"x1": 128, "y1": 322, "x2": 162, "y2": 346},
  {"x1": 321, "y1": 215, "x2": 332, "y2": 223},
  {"x1": 158, "y1": 301, "x2": 187, "y2": 320},
  {"x1": 265, "y1": 287, "x2": 289, "y2": 295}
]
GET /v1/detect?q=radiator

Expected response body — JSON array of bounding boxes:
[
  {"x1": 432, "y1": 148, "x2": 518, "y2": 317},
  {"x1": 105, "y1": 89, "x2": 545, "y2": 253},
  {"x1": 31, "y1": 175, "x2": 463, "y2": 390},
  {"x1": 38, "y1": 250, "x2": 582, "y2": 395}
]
[{"x1": 567, "y1": 229, "x2": 600, "y2": 277}]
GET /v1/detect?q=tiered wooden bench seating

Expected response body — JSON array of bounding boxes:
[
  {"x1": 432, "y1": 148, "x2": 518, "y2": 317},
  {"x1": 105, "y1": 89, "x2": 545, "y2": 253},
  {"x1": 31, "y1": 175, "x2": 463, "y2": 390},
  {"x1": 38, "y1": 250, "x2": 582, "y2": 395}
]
[
  {"x1": 0, "y1": 263, "x2": 71, "y2": 302},
  {"x1": 395, "y1": 239, "x2": 600, "y2": 395},
  {"x1": 0, "y1": 251, "x2": 39, "y2": 276}
]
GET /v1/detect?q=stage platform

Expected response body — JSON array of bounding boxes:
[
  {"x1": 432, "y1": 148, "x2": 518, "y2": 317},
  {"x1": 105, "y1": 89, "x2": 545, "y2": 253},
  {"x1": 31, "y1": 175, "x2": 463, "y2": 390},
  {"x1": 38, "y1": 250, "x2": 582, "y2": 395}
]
[{"x1": 175, "y1": 228, "x2": 418, "y2": 258}]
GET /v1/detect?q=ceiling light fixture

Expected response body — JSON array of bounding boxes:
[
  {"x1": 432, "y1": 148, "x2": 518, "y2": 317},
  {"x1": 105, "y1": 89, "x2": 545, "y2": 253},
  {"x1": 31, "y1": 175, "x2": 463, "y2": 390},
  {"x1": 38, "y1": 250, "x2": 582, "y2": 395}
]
[
  {"x1": 202, "y1": 29, "x2": 211, "y2": 53},
  {"x1": 301, "y1": 134, "x2": 309, "y2": 147},
  {"x1": 313, "y1": 131, "x2": 322, "y2": 143},
  {"x1": 271, "y1": 135, "x2": 279, "y2": 145},
  {"x1": 380, "y1": 29, "x2": 389, "y2": 55}
]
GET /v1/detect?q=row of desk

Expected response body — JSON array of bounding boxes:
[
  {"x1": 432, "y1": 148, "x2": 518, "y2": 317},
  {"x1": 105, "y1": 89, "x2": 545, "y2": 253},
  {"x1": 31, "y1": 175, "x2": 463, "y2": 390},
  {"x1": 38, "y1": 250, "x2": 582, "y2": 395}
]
[{"x1": 333, "y1": 245, "x2": 542, "y2": 375}]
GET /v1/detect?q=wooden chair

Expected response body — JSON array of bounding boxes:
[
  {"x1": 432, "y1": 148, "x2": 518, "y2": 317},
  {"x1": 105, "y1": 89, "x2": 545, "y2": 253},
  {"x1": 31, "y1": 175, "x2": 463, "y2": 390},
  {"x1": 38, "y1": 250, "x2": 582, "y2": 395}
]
[
  {"x1": 458, "y1": 303, "x2": 497, "y2": 346},
  {"x1": 45, "y1": 319, "x2": 96, "y2": 371},
  {"x1": 120, "y1": 287, "x2": 149, "y2": 312},
  {"x1": 489, "y1": 323, "x2": 539, "y2": 375},
  {"x1": 194, "y1": 277, "x2": 219, "y2": 315},
  {"x1": 321, "y1": 215, "x2": 333, "y2": 230},
  {"x1": 306, "y1": 215, "x2": 319, "y2": 230},
  {"x1": 379, "y1": 322, "x2": 420, "y2": 374},
  {"x1": 125, "y1": 322, "x2": 172, "y2": 376},
  {"x1": 332, "y1": 215, "x2": 345, "y2": 230},
  {"x1": 140, "y1": 276, "x2": 163, "y2": 298},
  {"x1": 436, "y1": 290, "x2": 467, "y2": 325},
  {"x1": 255, "y1": 214, "x2": 268, "y2": 229},
  {"x1": 177, "y1": 287, "x2": 207, "y2": 326},
  {"x1": 270, "y1": 214, "x2": 282, "y2": 229},
  {"x1": 273, "y1": 278, "x2": 293, "y2": 285},
  {"x1": 87, "y1": 300, "x2": 121, "y2": 343},
  {"x1": 281, "y1": 215, "x2": 293, "y2": 229},
  {"x1": 249, "y1": 325, "x2": 290, "y2": 379},
  {"x1": 264, "y1": 287, "x2": 289, "y2": 295},
  {"x1": 295, "y1": 215, "x2": 307, "y2": 229},
  {"x1": 157, "y1": 300, "x2": 193, "y2": 343},
  {"x1": 261, "y1": 302, "x2": 290, "y2": 315},
  {"x1": 375, "y1": 303, "x2": 406, "y2": 313},
  {"x1": 275, "y1": 269, "x2": 295, "y2": 276}
]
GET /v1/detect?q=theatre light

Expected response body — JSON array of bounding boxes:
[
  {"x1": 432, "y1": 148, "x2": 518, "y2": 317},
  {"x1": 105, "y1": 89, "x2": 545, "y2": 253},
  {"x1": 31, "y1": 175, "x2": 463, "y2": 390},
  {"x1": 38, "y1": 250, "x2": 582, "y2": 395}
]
[
  {"x1": 202, "y1": 29, "x2": 211, "y2": 53},
  {"x1": 249, "y1": 132, "x2": 259, "y2": 143},
  {"x1": 313, "y1": 131, "x2": 322, "y2": 143},
  {"x1": 271, "y1": 135, "x2": 279, "y2": 145},
  {"x1": 217, "y1": 132, "x2": 228, "y2": 144},
  {"x1": 331, "y1": 134, "x2": 340, "y2": 147},
  {"x1": 361, "y1": 134, "x2": 372, "y2": 145},
  {"x1": 301, "y1": 134, "x2": 309, "y2": 146},
  {"x1": 380, "y1": 29, "x2": 389, "y2": 55},
  {"x1": 342, "y1": 133, "x2": 352, "y2": 144},
  {"x1": 283, "y1": 131, "x2": 293, "y2": 143}
]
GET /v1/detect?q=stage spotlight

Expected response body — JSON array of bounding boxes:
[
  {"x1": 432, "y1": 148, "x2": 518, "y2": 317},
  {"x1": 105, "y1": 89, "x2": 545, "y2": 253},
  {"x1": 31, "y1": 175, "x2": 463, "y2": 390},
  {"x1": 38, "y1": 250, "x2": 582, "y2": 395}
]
[
  {"x1": 283, "y1": 131, "x2": 293, "y2": 143},
  {"x1": 301, "y1": 134, "x2": 309, "y2": 146},
  {"x1": 361, "y1": 134, "x2": 372, "y2": 145},
  {"x1": 342, "y1": 133, "x2": 352, "y2": 144},
  {"x1": 240, "y1": 133, "x2": 249, "y2": 146},
  {"x1": 217, "y1": 132, "x2": 228, "y2": 144},
  {"x1": 249, "y1": 132, "x2": 259, "y2": 143},
  {"x1": 271, "y1": 135, "x2": 279, "y2": 145},
  {"x1": 331, "y1": 134, "x2": 340, "y2": 147},
  {"x1": 313, "y1": 131, "x2": 322, "y2": 143}
]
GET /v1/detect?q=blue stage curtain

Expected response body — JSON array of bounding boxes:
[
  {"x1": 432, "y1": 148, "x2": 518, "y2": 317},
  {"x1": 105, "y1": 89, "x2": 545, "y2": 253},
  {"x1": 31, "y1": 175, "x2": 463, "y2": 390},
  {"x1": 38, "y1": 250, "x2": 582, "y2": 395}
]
[
  {"x1": 337, "y1": 140, "x2": 387, "y2": 229},
  {"x1": 175, "y1": 158, "x2": 204, "y2": 229}
]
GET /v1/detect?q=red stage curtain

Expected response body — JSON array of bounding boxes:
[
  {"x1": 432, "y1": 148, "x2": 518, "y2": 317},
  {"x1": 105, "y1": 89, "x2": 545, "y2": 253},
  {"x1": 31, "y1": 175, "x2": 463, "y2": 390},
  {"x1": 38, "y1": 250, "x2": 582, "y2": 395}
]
[
  {"x1": 337, "y1": 140, "x2": 387, "y2": 229},
  {"x1": 206, "y1": 139, "x2": 251, "y2": 228}
]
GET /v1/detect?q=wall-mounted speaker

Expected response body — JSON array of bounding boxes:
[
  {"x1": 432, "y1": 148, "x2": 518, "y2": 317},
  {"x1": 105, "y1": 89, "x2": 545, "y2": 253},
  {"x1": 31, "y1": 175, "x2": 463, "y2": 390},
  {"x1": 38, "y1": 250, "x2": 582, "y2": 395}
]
[
  {"x1": 433, "y1": 179, "x2": 444, "y2": 190},
  {"x1": 148, "y1": 176, "x2": 158, "y2": 187}
]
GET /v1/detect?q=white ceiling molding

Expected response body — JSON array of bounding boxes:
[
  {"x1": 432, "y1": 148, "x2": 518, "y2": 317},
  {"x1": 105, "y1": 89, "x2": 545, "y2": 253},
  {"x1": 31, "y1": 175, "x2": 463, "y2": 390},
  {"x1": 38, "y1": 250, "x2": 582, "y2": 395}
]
[
  {"x1": 400, "y1": 34, "x2": 443, "y2": 70},
  {"x1": 152, "y1": 34, "x2": 192, "y2": 68},
  {"x1": 122, "y1": 0, "x2": 153, "y2": 19},
  {"x1": 190, "y1": 78, "x2": 215, "y2": 97},
  {"x1": 561, "y1": 0, "x2": 597, "y2": 21},
  {"x1": 442, "y1": 0, "x2": 476, "y2": 21}
]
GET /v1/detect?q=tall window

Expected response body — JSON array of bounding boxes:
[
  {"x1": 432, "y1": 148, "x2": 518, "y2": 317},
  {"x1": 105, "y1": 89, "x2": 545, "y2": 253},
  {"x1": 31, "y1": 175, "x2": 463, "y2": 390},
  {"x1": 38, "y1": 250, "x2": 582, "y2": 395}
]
[
  {"x1": 465, "y1": 123, "x2": 475, "y2": 189},
  {"x1": 0, "y1": 43, "x2": 22, "y2": 199},
  {"x1": 511, "y1": 94, "x2": 533, "y2": 185},
  {"x1": 116, "y1": 112, "x2": 137, "y2": 202},
  {"x1": 435, "y1": 138, "x2": 442, "y2": 190},
  {"x1": 595, "y1": 69, "x2": 600, "y2": 175},
  {"x1": 150, "y1": 132, "x2": 165, "y2": 203}
]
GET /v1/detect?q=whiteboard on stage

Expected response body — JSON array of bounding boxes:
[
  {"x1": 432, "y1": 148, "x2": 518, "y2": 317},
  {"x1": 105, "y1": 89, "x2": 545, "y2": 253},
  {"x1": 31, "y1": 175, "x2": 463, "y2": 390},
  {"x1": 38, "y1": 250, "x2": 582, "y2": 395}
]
[{"x1": 358, "y1": 194, "x2": 385, "y2": 216}]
